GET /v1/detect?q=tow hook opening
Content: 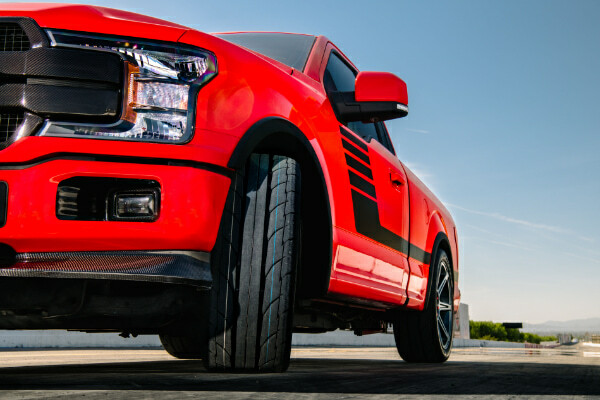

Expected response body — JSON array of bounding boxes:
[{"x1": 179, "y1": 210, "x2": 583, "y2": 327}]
[{"x1": 0, "y1": 244, "x2": 16, "y2": 267}]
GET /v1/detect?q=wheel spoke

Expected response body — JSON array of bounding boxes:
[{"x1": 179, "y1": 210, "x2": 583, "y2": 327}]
[
  {"x1": 438, "y1": 314, "x2": 450, "y2": 340},
  {"x1": 437, "y1": 270, "x2": 449, "y2": 295},
  {"x1": 438, "y1": 301, "x2": 452, "y2": 312}
]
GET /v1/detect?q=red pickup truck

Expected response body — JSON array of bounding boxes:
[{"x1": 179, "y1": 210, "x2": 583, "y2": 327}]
[{"x1": 0, "y1": 4, "x2": 460, "y2": 372}]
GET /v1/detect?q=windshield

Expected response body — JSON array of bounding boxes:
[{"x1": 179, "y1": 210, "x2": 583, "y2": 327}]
[{"x1": 214, "y1": 32, "x2": 315, "y2": 71}]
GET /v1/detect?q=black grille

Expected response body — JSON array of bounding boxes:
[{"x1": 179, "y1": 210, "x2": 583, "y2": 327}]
[
  {"x1": 0, "y1": 19, "x2": 124, "y2": 150},
  {"x1": 56, "y1": 177, "x2": 161, "y2": 221},
  {"x1": 0, "y1": 182, "x2": 7, "y2": 228},
  {"x1": 0, "y1": 113, "x2": 24, "y2": 144},
  {"x1": 0, "y1": 23, "x2": 30, "y2": 51}
]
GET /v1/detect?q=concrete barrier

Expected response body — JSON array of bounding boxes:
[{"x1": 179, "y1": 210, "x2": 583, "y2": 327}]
[
  {"x1": 582, "y1": 342, "x2": 600, "y2": 348},
  {"x1": 0, "y1": 330, "x2": 397, "y2": 348},
  {"x1": 454, "y1": 338, "x2": 525, "y2": 348},
  {"x1": 293, "y1": 331, "x2": 396, "y2": 347},
  {"x1": 0, "y1": 331, "x2": 161, "y2": 348},
  {"x1": 0, "y1": 330, "x2": 529, "y2": 349}
]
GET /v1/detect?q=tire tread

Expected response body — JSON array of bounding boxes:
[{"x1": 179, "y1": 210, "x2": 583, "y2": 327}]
[{"x1": 207, "y1": 154, "x2": 300, "y2": 372}]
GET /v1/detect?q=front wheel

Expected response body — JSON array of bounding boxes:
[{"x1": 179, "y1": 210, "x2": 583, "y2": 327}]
[
  {"x1": 207, "y1": 154, "x2": 301, "y2": 372},
  {"x1": 393, "y1": 248, "x2": 454, "y2": 362}
]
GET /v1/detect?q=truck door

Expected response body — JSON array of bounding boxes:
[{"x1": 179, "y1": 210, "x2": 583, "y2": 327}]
[{"x1": 323, "y1": 50, "x2": 411, "y2": 304}]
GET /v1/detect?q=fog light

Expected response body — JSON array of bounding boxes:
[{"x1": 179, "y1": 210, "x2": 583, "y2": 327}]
[{"x1": 111, "y1": 191, "x2": 159, "y2": 222}]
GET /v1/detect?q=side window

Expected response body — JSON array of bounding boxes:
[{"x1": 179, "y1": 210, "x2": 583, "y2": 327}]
[
  {"x1": 376, "y1": 122, "x2": 395, "y2": 155},
  {"x1": 324, "y1": 52, "x2": 393, "y2": 153},
  {"x1": 323, "y1": 53, "x2": 356, "y2": 93},
  {"x1": 347, "y1": 121, "x2": 379, "y2": 143}
]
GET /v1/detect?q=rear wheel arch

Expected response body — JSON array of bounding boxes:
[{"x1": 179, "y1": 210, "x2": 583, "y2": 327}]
[
  {"x1": 228, "y1": 117, "x2": 333, "y2": 299},
  {"x1": 394, "y1": 231, "x2": 455, "y2": 363},
  {"x1": 423, "y1": 231, "x2": 454, "y2": 311}
]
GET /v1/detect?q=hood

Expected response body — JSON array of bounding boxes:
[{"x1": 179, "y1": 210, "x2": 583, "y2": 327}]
[{"x1": 0, "y1": 3, "x2": 189, "y2": 43}]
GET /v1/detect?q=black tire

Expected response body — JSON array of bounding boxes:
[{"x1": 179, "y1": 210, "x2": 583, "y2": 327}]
[
  {"x1": 393, "y1": 248, "x2": 454, "y2": 363},
  {"x1": 207, "y1": 154, "x2": 301, "y2": 372},
  {"x1": 159, "y1": 334, "x2": 205, "y2": 359}
]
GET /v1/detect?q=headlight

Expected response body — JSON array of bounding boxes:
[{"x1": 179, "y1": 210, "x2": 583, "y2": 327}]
[{"x1": 40, "y1": 30, "x2": 217, "y2": 144}]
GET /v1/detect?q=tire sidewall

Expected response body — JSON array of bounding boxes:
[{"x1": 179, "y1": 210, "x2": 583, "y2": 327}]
[{"x1": 431, "y1": 249, "x2": 454, "y2": 359}]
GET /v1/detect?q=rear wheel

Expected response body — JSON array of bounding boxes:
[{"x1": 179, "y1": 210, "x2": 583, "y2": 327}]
[
  {"x1": 207, "y1": 154, "x2": 301, "y2": 372},
  {"x1": 394, "y1": 248, "x2": 454, "y2": 362}
]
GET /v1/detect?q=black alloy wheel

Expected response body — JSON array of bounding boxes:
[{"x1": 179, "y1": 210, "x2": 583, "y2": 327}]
[{"x1": 393, "y1": 248, "x2": 454, "y2": 362}]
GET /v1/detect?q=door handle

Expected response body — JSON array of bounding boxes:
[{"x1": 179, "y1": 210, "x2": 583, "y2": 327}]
[{"x1": 390, "y1": 171, "x2": 405, "y2": 187}]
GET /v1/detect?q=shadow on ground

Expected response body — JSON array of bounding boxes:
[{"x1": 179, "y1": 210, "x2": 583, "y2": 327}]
[{"x1": 0, "y1": 358, "x2": 599, "y2": 395}]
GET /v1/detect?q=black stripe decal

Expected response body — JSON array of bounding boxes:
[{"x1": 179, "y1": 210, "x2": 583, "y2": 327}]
[
  {"x1": 350, "y1": 189, "x2": 431, "y2": 264},
  {"x1": 352, "y1": 189, "x2": 409, "y2": 255},
  {"x1": 349, "y1": 170, "x2": 376, "y2": 198},
  {"x1": 340, "y1": 127, "x2": 368, "y2": 152},
  {"x1": 338, "y1": 128, "x2": 431, "y2": 264},
  {"x1": 342, "y1": 138, "x2": 370, "y2": 165},
  {"x1": 0, "y1": 153, "x2": 233, "y2": 177},
  {"x1": 345, "y1": 154, "x2": 373, "y2": 180},
  {"x1": 409, "y1": 244, "x2": 431, "y2": 265}
]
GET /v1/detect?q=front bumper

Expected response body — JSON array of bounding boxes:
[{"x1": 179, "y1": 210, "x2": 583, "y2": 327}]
[
  {"x1": 0, "y1": 154, "x2": 231, "y2": 286},
  {"x1": 0, "y1": 250, "x2": 211, "y2": 287}
]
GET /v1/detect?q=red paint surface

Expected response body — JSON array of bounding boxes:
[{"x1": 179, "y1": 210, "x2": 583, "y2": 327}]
[
  {"x1": 0, "y1": 4, "x2": 188, "y2": 41},
  {"x1": 0, "y1": 4, "x2": 459, "y2": 311},
  {"x1": 355, "y1": 71, "x2": 408, "y2": 105},
  {"x1": 0, "y1": 160, "x2": 229, "y2": 253}
]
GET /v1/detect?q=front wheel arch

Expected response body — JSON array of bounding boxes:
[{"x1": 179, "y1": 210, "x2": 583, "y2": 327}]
[{"x1": 228, "y1": 117, "x2": 333, "y2": 299}]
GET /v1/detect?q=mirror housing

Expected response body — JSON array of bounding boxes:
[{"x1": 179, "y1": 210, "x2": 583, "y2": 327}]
[{"x1": 328, "y1": 71, "x2": 408, "y2": 123}]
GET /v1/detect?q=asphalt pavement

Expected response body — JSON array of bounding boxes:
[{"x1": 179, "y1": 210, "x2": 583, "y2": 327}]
[{"x1": 0, "y1": 344, "x2": 599, "y2": 399}]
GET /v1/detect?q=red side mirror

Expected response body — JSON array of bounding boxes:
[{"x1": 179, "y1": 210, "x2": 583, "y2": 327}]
[
  {"x1": 355, "y1": 71, "x2": 408, "y2": 107},
  {"x1": 327, "y1": 71, "x2": 409, "y2": 123}
]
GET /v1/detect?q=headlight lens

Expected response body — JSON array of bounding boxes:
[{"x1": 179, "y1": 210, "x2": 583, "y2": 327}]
[{"x1": 40, "y1": 30, "x2": 217, "y2": 143}]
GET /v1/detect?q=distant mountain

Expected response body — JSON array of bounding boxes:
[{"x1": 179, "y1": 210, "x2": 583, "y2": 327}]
[{"x1": 523, "y1": 317, "x2": 600, "y2": 334}]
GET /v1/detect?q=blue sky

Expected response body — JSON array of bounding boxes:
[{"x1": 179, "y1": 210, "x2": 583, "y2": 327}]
[{"x1": 45, "y1": 0, "x2": 599, "y2": 323}]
